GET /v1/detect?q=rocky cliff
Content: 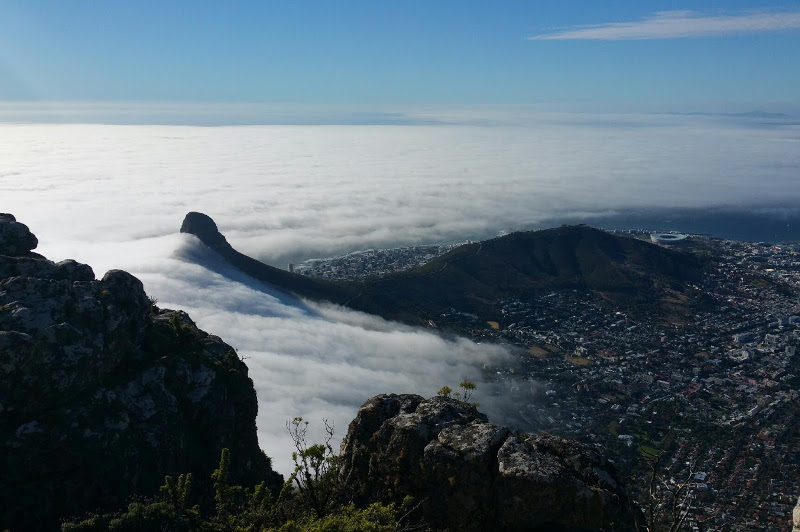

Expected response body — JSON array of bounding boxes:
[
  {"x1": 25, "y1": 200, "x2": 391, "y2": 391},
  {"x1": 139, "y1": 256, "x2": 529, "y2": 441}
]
[
  {"x1": 339, "y1": 393, "x2": 636, "y2": 531},
  {"x1": 0, "y1": 214, "x2": 281, "y2": 531}
]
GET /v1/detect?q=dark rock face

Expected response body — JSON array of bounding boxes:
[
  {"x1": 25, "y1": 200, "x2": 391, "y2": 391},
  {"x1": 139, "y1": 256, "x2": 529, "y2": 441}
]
[
  {"x1": 0, "y1": 215, "x2": 281, "y2": 531},
  {"x1": 180, "y1": 211, "x2": 232, "y2": 251},
  {"x1": 340, "y1": 394, "x2": 635, "y2": 531},
  {"x1": 0, "y1": 213, "x2": 38, "y2": 256}
]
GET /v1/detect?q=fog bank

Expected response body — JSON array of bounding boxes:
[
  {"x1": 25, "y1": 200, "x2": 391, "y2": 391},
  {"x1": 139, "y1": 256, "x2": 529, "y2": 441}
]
[{"x1": 2, "y1": 111, "x2": 798, "y2": 472}]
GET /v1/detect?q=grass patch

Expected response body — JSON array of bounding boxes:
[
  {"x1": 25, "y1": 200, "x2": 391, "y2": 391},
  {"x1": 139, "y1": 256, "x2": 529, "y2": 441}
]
[
  {"x1": 543, "y1": 344, "x2": 563, "y2": 356},
  {"x1": 567, "y1": 356, "x2": 592, "y2": 366},
  {"x1": 527, "y1": 345, "x2": 549, "y2": 358},
  {"x1": 638, "y1": 444, "x2": 661, "y2": 459},
  {"x1": 487, "y1": 321, "x2": 500, "y2": 330}
]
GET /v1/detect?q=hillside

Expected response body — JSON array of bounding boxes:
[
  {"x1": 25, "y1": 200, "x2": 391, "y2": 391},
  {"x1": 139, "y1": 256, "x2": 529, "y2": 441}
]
[
  {"x1": 182, "y1": 213, "x2": 704, "y2": 325},
  {"x1": 349, "y1": 224, "x2": 703, "y2": 322}
]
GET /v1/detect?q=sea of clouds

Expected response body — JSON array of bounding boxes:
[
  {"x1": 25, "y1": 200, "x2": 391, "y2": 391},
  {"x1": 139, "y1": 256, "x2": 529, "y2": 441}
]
[{"x1": 2, "y1": 108, "x2": 799, "y2": 472}]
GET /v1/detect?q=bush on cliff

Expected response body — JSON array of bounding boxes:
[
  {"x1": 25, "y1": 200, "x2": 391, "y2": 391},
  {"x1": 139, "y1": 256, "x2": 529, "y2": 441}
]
[{"x1": 62, "y1": 446, "x2": 416, "y2": 532}]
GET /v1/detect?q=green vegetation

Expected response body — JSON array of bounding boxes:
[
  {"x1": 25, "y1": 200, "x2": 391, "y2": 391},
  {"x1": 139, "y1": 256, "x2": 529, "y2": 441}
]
[
  {"x1": 278, "y1": 503, "x2": 399, "y2": 532},
  {"x1": 458, "y1": 380, "x2": 476, "y2": 402},
  {"x1": 216, "y1": 349, "x2": 244, "y2": 375},
  {"x1": 62, "y1": 422, "x2": 422, "y2": 532},
  {"x1": 436, "y1": 381, "x2": 477, "y2": 405},
  {"x1": 637, "y1": 444, "x2": 661, "y2": 460},
  {"x1": 285, "y1": 418, "x2": 339, "y2": 519}
]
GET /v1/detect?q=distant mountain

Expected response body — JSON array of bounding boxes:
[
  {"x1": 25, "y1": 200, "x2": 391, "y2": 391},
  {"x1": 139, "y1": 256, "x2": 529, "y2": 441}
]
[
  {"x1": 727, "y1": 110, "x2": 790, "y2": 119},
  {"x1": 180, "y1": 212, "x2": 358, "y2": 304},
  {"x1": 182, "y1": 213, "x2": 704, "y2": 325},
  {"x1": 664, "y1": 110, "x2": 791, "y2": 119}
]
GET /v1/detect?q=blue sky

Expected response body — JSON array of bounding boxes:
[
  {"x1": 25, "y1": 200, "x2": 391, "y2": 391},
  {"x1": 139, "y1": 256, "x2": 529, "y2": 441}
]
[{"x1": 1, "y1": 1, "x2": 799, "y2": 112}]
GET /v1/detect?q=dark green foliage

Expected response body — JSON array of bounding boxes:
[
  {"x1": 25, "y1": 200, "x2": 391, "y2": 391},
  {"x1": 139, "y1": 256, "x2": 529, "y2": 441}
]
[
  {"x1": 350, "y1": 225, "x2": 703, "y2": 322},
  {"x1": 217, "y1": 349, "x2": 244, "y2": 376},
  {"x1": 167, "y1": 312, "x2": 202, "y2": 356},
  {"x1": 285, "y1": 418, "x2": 340, "y2": 519},
  {"x1": 211, "y1": 447, "x2": 246, "y2": 518},
  {"x1": 437, "y1": 381, "x2": 478, "y2": 406},
  {"x1": 62, "y1": 500, "x2": 192, "y2": 532},
  {"x1": 436, "y1": 385, "x2": 452, "y2": 398},
  {"x1": 161, "y1": 473, "x2": 200, "y2": 521},
  {"x1": 61, "y1": 446, "x2": 418, "y2": 532},
  {"x1": 278, "y1": 503, "x2": 397, "y2": 531}
]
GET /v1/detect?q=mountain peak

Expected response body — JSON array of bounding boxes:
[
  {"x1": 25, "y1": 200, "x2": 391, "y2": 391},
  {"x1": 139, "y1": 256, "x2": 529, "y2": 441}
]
[{"x1": 180, "y1": 211, "x2": 230, "y2": 249}]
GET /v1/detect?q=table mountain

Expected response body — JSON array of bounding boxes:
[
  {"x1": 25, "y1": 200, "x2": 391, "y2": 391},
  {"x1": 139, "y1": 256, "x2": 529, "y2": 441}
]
[{"x1": 0, "y1": 214, "x2": 281, "y2": 531}]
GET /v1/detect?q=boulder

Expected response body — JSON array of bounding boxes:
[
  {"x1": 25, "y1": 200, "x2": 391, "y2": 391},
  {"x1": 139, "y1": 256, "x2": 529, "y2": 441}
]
[
  {"x1": 340, "y1": 393, "x2": 635, "y2": 531},
  {"x1": 0, "y1": 213, "x2": 38, "y2": 256}
]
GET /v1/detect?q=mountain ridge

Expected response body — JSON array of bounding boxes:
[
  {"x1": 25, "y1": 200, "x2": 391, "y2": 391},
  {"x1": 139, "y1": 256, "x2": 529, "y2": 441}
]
[{"x1": 181, "y1": 212, "x2": 704, "y2": 325}]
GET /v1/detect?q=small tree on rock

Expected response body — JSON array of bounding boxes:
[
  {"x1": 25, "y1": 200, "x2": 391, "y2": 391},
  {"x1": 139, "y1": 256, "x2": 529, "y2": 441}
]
[{"x1": 286, "y1": 417, "x2": 340, "y2": 519}]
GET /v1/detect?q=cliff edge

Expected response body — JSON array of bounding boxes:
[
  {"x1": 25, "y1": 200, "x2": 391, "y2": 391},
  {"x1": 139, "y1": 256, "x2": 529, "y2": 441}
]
[
  {"x1": 340, "y1": 393, "x2": 636, "y2": 531},
  {"x1": 0, "y1": 214, "x2": 281, "y2": 531}
]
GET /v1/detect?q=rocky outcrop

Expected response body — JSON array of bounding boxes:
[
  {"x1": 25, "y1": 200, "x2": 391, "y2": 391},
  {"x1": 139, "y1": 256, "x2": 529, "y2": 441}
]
[
  {"x1": 0, "y1": 213, "x2": 38, "y2": 256},
  {"x1": 340, "y1": 394, "x2": 635, "y2": 531},
  {"x1": 0, "y1": 214, "x2": 281, "y2": 531},
  {"x1": 180, "y1": 211, "x2": 234, "y2": 251}
]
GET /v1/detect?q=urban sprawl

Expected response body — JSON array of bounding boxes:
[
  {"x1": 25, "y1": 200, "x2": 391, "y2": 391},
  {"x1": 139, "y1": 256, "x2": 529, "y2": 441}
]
[{"x1": 297, "y1": 231, "x2": 800, "y2": 531}]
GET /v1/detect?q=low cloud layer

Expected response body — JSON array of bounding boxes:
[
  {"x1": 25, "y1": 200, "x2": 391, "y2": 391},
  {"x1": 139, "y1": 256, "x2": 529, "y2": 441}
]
[
  {"x1": 130, "y1": 236, "x2": 511, "y2": 473},
  {"x1": 2, "y1": 110, "x2": 800, "y2": 472},
  {"x1": 531, "y1": 10, "x2": 800, "y2": 41},
  {"x1": 4, "y1": 112, "x2": 799, "y2": 268}
]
